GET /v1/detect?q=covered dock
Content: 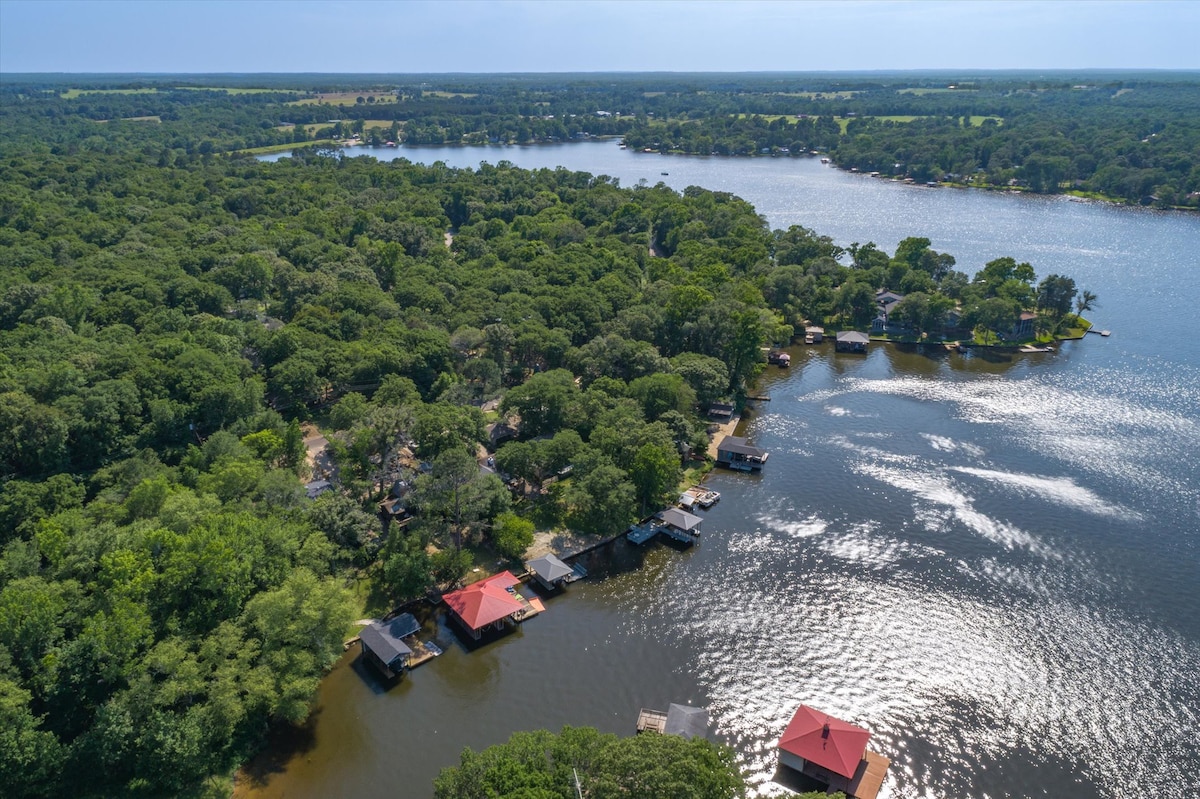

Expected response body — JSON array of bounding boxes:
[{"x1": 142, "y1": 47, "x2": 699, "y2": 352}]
[
  {"x1": 835, "y1": 331, "x2": 869, "y2": 353},
  {"x1": 443, "y1": 571, "x2": 544, "y2": 640},
  {"x1": 358, "y1": 613, "x2": 421, "y2": 679},
  {"x1": 636, "y1": 703, "x2": 709, "y2": 739},
  {"x1": 656, "y1": 507, "x2": 703, "y2": 537},
  {"x1": 777, "y1": 704, "x2": 891, "y2": 799},
  {"x1": 716, "y1": 435, "x2": 769, "y2": 472},
  {"x1": 525, "y1": 553, "x2": 583, "y2": 591}
]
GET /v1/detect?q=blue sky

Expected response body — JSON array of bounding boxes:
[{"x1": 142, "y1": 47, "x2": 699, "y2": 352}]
[{"x1": 1, "y1": 0, "x2": 1196, "y2": 74}]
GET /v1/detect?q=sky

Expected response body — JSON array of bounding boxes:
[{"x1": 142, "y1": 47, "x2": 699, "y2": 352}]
[{"x1": 1, "y1": 0, "x2": 1197, "y2": 74}]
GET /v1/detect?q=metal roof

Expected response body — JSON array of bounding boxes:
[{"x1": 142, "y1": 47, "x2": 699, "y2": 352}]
[
  {"x1": 836, "y1": 331, "x2": 870, "y2": 344},
  {"x1": 657, "y1": 507, "x2": 703, "y2": 532},
  {"x1": 664, "y1": 704, "x2": 709, "y2": 739},
  {"x1": 717, "y1": 436, "x2": 767, "y2": 457},
  {"x1": 359, "y1": 616, "x2": 417, "y2": 667},
  {"x1": 443, "y1": 571, "x2": 524, "y2": 631},
  {"x1": 526, "y1": 553, "x2": 574, "y2": 583},
  {"x1": 778, "y1": 704, "x2": 871, "y2": 780}
]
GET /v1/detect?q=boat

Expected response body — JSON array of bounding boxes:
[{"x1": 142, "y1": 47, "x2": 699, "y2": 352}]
[
  {"x1": 661, "y1": 171, "x2": 669, "y2": 175},
  {"x1": 680, "y1": 486, "x2": 721, "y2": 509}
]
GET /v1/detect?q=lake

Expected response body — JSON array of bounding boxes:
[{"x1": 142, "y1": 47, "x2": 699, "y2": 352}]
[{"x1": 243, "y1": 142, "x2": 1200, "y2": 799}]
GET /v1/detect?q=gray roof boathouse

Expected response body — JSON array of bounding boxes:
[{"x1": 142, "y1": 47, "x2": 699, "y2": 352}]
[
  {"x1": 637, "y1": 703, "x2": 710, "y2": 739},
  {"x1": 525, "y1": 553, "x2": 582, "y2": 591},
  {"x1": 716, "y1": 435, "x2": 769, "y2": 472},
  {"x1": 359, "y1": 613, "x2": 420, "y2": 679}
]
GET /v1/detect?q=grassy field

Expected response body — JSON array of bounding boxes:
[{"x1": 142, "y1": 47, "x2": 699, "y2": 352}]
[
  {"x1": 277, "y1": 120, "x2": 403, "y2": 135},
  {"x1": 233, "y1": 139, "x2": 338, "y2": 155},
  {"x1": 774, "y1": 90, "x2": 859, "y2": 99},
  {"x1": 287, "y1": 92, "x2": 397, "y2": 107},
  {"x1": 899, "y1": 87, "x2": 977, "y2": 95},
  {"x1": 61, "y1": 87, "x2": 158, "y2": 98},
  {"x1": 175, "y1": 86, "x2": 297, "y2": 95}
]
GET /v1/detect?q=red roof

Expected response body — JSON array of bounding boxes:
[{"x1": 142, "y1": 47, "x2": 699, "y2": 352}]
[
  {"x1": 443, "y1": 571, "x2": 524, "y2": 631},
  {"x1": 778, "y1": 705, "x2": 871, "y2": 779}
]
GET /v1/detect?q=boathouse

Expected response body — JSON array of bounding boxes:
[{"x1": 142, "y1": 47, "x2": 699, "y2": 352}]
[
  {"x1": 835, "y1": 331, "x2": 869, "y2": 353},
  {"x1": 777, "y1": 704, "x2": 891, "y2": 799},
  {"x1": 656, "y1": 507, "x2": 703, "y2": 537},
  {"x1": 716, "y1": 435, "x2": 769, "y2": 472},
  {"x1": 636, "y1": 703, "x2": 709, "y2": 739},
  {"x1": 525, "y1": 553, "x2": 579, "y2": 591},
  {"x1": 805, "y1": 326, "x2": 824, "y2": 344},
  {"x1": 358, "y1": 613, "x2": 420, "y2": 679},
  {"x1": 707, "y1": 401, "x2": 735, "y2": 420},
  {"x1": 443, "y1": 571, "x2": 528, "y2": 640}
]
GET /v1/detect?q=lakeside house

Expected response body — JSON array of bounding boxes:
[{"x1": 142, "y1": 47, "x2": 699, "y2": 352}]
[
  {"x1": 358, "y1": 613, "x2": 421, "y2": 679},
  {"x1": 872, "y1": 290, "x2": 905, "y2": 333},
  {"x1": 443, "y1": 571, "x2": 534, "y2": 640},
  {"x1": 835, "y1": 331, "x2": 870, "y2": 353},
  {"x1": 1011, "y1": 311, "x2": 1037, "y2": 338},
  {"x1": 636, "y1": 703, "x2": 710, "y2": 739},
  {"x1": 525, "y1": 553, "x2": 581, "y2": 591},
  {"x1": 777, "y1": 704, "x2": 891, "y2": 799},
  {"x1": 716, "y1": 435, "x2": 769, "y2": 472}
]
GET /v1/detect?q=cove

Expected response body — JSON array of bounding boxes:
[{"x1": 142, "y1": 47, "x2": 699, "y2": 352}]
[{"x1": 241, "y1": 142, "x2": 1200, "y2": 799}]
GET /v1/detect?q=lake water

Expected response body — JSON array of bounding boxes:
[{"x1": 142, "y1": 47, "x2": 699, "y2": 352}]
[{"x1": 243, "y1": 143, "x2": 1200, "y2": 799}]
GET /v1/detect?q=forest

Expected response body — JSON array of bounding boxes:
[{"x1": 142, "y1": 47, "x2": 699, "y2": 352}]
[
  {"x1": 5, "y1": 71, "x2": 1199, "y2": 207},
  {"x1": 1, "y1": 77, "x2": 1097, "y2": 796}
]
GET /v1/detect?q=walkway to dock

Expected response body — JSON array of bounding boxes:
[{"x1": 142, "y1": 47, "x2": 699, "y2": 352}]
[{"x1": 707, "y1": 414, "x2": 741, "y2": 459}]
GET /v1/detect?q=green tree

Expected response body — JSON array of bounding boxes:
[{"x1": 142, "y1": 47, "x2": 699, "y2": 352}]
[
  {"x1": 491, "y1": 512, "x2": 535, "y2": 560},
  {"x1": 630, "y1": 442, "x2": 682, "y2": 515}
]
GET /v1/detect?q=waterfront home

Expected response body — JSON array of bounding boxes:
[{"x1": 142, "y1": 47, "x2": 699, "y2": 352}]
[
  {"x1": 443, "y1": 571, "x2": 529, "y2": 640},
  {"x1": 525, "y1": 553, "x2": 580, "y2": 591},
  {"x1": 872, "y1": 290, "x2": 905, "y2": 332},
  {"x1": 777, "y1": 704, "x2": 891, "y2": 799},
  {"x1": 716, "y1": 435, "x2": 769, "y2": 472},
  {"x1": 835, "y1": 331, "x2": 870, "y2": 353},
  {"x1": 1011, "y1": 311, "x2": 1037, "y2": 339},
  {"x1": 359, "y1": 613, "x2": 420, "y2": 679},
  {"x1": 656, "y1": 507, "x2": 704, "y2": 537},
  {"x1": 636, "y1": 703, "x2": 709, "y2": 739}
]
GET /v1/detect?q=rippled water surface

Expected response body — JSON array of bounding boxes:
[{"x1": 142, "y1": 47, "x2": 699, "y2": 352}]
[{"x1": 244, "y1": 143, "x2": 1200, "y2": 799}]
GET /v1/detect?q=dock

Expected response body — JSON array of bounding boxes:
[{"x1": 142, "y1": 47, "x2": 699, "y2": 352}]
[
  {"x1": 406, "y1": 637, "x2": 442, "y2": 668},
  {"x1": 626, "y1": 520, "x2": 696, "y2": 547},
  {"x1": 636, "y1": 708, "x2": 669, "y2": 734},
  {"x1": 1087, "y1": 328, "x2": 1111, "y2": 337}
]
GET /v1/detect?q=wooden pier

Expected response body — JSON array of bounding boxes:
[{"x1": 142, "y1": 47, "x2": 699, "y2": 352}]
[{"x1": 636, "y1": 708, "x2": 669, "y2": 734}]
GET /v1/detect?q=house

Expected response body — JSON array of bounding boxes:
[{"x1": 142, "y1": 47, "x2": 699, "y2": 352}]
[
  {"x1": 835, "y1": 331, "x2": 869, "y2": 353},
  {"x1": 716, "y1": 435, "x2": 769, "y2": 472},
  {"x1": 525, "y1": 553, "x2": 580, "y2": 591},
  {"x1": 1011, "y1": 311, "x2": 1037, "y2": 339},
  {"x1": 442, "y1": 571, "x2": 530, "y2": 640},
  {"x1": 305, "y1": 479, "x2": 332, "y2": 499},
  {"x1": 636, "y1": 703, "x2": 709, "y2": 739},
  {"x1": 656, "y1": 507, "x2": 703, "y2": 537},
  {"x1": 777, "y1": 704, "x2": 891, "y2": 799},
  {"x1": 873, "y1": 290, "x2": 905, "y2": 332},
  {"x1": 358, "y1": 613, "x2": 420, "y2": 679}
]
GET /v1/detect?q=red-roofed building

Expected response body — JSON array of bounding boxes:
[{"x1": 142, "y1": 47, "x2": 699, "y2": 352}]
[
  {"x1": 777, "y1": 704, "x2": 891, "y2": 799},
  {"x1": 443, "y1": 571, "x2": 526, "y2": 639}
]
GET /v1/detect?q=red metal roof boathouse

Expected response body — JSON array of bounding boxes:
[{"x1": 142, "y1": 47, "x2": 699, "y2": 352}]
[
  {"x1": 777, "y1": 704, "x2": 890, "y2": 799},
  {"x1": 442, "y1": 571, "x2": 544, "y2": 640}
]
